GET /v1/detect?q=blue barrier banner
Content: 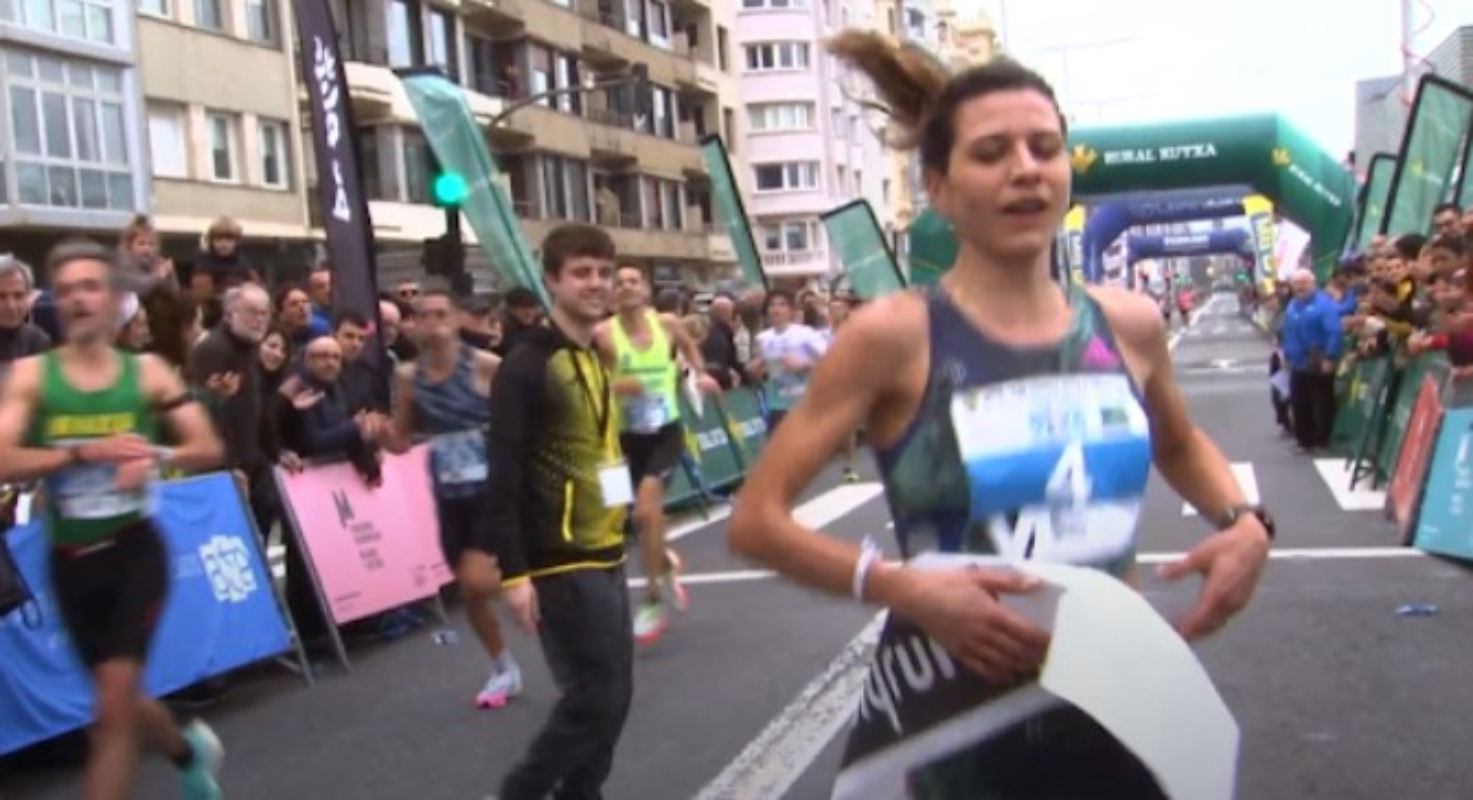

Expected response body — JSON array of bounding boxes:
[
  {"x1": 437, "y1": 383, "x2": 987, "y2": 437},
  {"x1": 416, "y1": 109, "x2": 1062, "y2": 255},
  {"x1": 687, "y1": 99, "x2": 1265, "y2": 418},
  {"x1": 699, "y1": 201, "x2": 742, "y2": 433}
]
[
  {"x1": 0, "y1": 472, "x2": 291, "y2": 755},
  {"x1": 1412, "y1": 407, "x2": 1473, "y2": 560}
]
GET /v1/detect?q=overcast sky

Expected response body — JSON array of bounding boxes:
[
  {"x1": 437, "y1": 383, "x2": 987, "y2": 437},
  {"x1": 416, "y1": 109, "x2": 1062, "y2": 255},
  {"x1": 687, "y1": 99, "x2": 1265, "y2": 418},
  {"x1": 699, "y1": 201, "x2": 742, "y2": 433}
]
[{"x1": 959, "y1": 0, "x2": 1473, "y2": 159}]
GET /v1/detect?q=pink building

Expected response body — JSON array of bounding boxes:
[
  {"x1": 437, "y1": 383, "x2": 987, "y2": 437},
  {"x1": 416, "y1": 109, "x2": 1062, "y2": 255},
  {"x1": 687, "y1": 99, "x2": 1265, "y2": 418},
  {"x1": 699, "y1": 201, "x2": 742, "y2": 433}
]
[{"x1": 736, "y1": 0, "x2": 887, "y2": 281}]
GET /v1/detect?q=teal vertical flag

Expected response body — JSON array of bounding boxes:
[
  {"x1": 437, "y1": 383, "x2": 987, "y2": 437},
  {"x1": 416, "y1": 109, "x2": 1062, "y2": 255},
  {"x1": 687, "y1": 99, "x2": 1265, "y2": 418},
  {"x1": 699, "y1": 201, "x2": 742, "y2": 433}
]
[
  {"x1": 1382, "y1": 76, "x2": 1473, "y2": 236},
  {"x1": 699, "y1": 135, "x2": 767, "y2": 289},
  {"x1": 400, "y1": 72, "x2": 550, "y2": 308},
  {"x1": 907, "y1": 207, "x2": 956, "y2": 286},
  {"x1": 1356, "y1": 154, "x2": 1397, "y2": 250},
  {"x1": 821, "y1": 200, "x2": 905, "y2": 299}
]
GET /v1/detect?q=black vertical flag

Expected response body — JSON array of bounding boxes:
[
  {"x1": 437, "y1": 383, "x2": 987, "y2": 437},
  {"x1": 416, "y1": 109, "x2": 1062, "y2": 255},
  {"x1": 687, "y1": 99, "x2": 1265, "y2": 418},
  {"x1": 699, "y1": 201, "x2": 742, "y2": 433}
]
[{"x1": 293, "y1": 0, "x2": 388, "y2": 408}]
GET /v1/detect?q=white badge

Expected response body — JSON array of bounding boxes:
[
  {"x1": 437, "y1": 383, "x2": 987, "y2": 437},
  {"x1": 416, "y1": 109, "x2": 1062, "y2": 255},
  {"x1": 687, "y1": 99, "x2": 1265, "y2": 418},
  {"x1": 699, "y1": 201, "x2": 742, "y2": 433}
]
[{"x1": 598, "y1": 461, "x2": 634, "y2": 508}]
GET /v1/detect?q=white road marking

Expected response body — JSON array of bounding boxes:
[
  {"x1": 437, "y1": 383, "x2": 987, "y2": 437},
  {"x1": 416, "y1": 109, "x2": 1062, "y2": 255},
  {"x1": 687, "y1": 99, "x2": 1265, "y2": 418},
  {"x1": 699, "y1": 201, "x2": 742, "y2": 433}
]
[
  {"x1": 694, "y1": 613, "x2": 885, "y2": 800},
  {"x1": 1312, "y1": 458, "x2": 1388, "y2": 511},
  {"x1": 1183, "y1": 462, "x2": 1258, "y2": 516}
]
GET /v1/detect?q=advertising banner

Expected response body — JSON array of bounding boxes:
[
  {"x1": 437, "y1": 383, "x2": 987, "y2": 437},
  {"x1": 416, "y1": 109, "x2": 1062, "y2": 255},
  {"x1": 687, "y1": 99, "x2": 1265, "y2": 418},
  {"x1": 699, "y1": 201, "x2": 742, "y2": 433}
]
[
  {"x1": 1376, "y1": 356, "x2": 1448, "y2": 485},
  {"x1": 822, "y1": 200, "x2": 906, "y2": 300},
  {"x1": 275, "y1": 446, "x2": 452, "y2": 625},
  {"x1": 1354, "y1": 154, "x2": 1397, "y2": 251},
  {"x1": 1382, "y1": 76, "x2": 1473, "y2": 236},
  {"x1": 1389, "y1": 374, "x2": 1446, "y2": 543},
  {"x1": 1330, "y1": 356, "x2": 1390, "y2": 457},
  {"x1": 683, "y1": 393, "x2": 745, "y2": 490},
  {"x1": 0, "y1": 474, "x2": 291, "y2": 755},
  {"x1": 1412, "y1": 407, "x2": 1473, "y2": 559},
  {"x1": 401, "y1": 72, "x2": 550, "y2": 308},
  {"x1": 719, "y1": 387, "x2": 769, "y2": 466},
  {"x1": 700, "y1": 135, "x2": 767, "y2": 290}
]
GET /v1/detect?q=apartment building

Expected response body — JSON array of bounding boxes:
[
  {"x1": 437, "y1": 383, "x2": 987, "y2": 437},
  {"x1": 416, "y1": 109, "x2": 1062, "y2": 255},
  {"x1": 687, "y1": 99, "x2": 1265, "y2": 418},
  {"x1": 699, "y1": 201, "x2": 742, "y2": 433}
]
[
  {"x1": 329, "y1": 0, "x2": 743, "y2": 290},
  {"x1": 0, "y1": 0, "x2": 150, "y2": 265},
  {"x1": 736, "y1": 0, "x2": 886, "y2": 282},
  {"x1": 135, "y1": 0, "x2": 311, "y2": 262}
]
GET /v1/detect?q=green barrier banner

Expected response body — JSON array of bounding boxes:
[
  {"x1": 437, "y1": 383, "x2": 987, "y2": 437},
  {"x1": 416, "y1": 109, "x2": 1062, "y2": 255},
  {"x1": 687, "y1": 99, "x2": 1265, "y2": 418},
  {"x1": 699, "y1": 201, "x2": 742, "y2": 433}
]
[
  {"x1": 720, "y1": 386, "x2": 768, "y2": 465},
  {"x1": 700, "y1": 135, "x2": 767, "y2": 290},
  {"x1": 1331, "y1": 356, "x2": 1391, "y2": 457},
  {"x1": 1382, "y1": 76, "x2": 1473, "y2": 236},
  {"x1": 400, "y1": 73, "x2": 550, "y2": 308},
  {"x1": 1375, "y1": 354, "x2": 1450, "y2": 485},
  {"x1": 681, "y1": 394, "x2": 746, "y2": 491},
  {"x1": 822, "y1": 200, "x2": 906, "y2": 300},
  {"x1": 1355, "y1": 154, "x2": 1397, "y2": 251},
  {"x1": 665, "y1": 458, "x2": 701, "y2": 509}
]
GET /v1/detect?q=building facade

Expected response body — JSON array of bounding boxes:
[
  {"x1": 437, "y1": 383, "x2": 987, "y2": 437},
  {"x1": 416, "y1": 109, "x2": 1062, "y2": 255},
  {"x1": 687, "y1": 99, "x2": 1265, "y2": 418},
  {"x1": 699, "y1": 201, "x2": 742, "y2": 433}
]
[
  {"x1": 735, "y1": 0, "x2": 886, "y2": 282},
  {"x1": 1354, "y1": 26, "x2": 1473, "y2": 179},
  {"x1": 0, "y1": 0, "x2": 150, "y2": 264},
  {"x1": 135, "y1": 0, "x2": 311, "y2": 268},
  {"x1": 329, "y1": 0, "x2": 741, "y2": 292}
]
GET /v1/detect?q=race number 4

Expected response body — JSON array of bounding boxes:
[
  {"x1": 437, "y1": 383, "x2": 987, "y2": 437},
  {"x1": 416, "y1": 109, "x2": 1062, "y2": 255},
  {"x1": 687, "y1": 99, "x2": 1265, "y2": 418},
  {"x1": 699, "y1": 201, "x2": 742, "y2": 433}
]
[{"x1": 987, "y1": 443, "x2": 1131, "y2": 565}]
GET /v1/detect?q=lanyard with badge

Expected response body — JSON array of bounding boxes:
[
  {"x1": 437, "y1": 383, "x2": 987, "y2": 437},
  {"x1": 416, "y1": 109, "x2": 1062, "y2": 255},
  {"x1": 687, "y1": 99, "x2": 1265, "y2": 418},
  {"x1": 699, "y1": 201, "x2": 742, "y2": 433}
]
[{"x1": 570, "y1": 347, "x2": 633, "y2": 508}]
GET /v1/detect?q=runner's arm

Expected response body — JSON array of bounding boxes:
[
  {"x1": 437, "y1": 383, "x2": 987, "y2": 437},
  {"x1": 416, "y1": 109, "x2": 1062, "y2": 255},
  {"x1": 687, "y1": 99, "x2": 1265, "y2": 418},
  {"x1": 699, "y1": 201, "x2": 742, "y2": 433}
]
[
  {"x1": 379, "y1": 364, "x2": 417, "y2": 455},
  {"x1": 0, "y1": 357, "x2": 72, "y2": 482},
  {"x1": 481, "y1": 347, "x2": 538, "y2": 584},
  {"x1": 141, "y1": 353, "x2": 224, "y2": 473},
  {"x1": 663, "y1": 313, "x2": 707, "y2": 376}
]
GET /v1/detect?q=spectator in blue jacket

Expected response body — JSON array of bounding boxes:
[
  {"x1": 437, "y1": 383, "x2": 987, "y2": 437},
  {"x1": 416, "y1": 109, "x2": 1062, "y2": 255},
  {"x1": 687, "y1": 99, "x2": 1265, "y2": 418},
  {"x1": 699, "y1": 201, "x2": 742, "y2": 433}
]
[{"x1": 1283, "y1": 269, "x2": 1343, "y2": 450}]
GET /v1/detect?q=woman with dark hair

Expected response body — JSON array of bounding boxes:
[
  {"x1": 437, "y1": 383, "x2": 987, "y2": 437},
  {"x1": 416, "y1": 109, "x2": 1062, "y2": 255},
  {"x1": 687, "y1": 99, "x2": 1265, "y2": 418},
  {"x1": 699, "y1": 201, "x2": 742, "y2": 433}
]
[
  {"x1": 728, "y1": 31, "x2": 1270, "y2": 797},
  {"x1": 258, "y1": 325, "x2": 291, "y2": 397}
]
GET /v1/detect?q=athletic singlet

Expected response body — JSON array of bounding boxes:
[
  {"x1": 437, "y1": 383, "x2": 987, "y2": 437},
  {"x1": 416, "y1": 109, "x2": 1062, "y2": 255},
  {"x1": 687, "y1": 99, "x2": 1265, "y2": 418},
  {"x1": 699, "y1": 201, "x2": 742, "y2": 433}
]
[
  {"x1": 29, "y1": 349, "x2": 159, "y2": 547},
  {"x1": 878, "y1": 283, "x2": 1152, "y2": 576},
  {"x1": 610, "y1": 310, "x2": 680, "y2": 434},
  {"x1": 413, "y1": 346, "x2": 490, "y2": 499}
]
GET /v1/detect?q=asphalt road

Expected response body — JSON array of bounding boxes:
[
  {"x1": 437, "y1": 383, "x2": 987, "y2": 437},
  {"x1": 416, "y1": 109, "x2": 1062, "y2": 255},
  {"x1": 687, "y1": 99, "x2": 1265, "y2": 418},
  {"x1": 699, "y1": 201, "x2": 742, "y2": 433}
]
[{"x1": 4, "y1": 292, "x2": 1469, "y2": 800}]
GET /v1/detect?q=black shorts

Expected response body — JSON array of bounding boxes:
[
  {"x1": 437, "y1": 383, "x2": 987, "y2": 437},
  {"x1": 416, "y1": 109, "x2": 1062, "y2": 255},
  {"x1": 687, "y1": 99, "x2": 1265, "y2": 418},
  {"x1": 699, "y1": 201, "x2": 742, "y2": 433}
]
[
  {"x1": 620, "y1": 423, "x2": 685, "y2": 486},
  {"x1": 436, "y1": 493, "x2": 487, "y2": 568},
  {"x1": 49, "y1": 520, "x2": 169, "y2": 668}
]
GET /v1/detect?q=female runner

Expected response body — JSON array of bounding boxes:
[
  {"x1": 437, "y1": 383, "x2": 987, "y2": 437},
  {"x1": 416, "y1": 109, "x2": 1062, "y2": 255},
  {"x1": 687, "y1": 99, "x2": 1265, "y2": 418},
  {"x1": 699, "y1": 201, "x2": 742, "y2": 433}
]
[{"x1": 730, "y1": 32, "x2": 1271, "y2": 797}]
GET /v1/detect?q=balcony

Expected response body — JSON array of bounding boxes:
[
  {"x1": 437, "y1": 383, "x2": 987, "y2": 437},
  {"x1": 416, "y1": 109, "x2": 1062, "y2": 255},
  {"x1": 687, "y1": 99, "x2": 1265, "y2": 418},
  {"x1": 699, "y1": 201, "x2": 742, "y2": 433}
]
[
  {"x1": 707, "y1": 231, "x2": 736, "y2": 263},
  {"x1": 761, "y1": 249, "x2": 829, "y2": 276},
  {"x1": 463, "y1": 0, "x2": 525, "y2": 33}
]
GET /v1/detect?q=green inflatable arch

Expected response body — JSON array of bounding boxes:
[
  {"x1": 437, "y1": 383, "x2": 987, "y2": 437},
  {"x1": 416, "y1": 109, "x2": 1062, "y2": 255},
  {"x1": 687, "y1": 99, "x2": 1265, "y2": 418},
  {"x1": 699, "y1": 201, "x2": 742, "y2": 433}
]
[{"x1": 910, "y1": 114, "x2": 1356, "y2": 282}]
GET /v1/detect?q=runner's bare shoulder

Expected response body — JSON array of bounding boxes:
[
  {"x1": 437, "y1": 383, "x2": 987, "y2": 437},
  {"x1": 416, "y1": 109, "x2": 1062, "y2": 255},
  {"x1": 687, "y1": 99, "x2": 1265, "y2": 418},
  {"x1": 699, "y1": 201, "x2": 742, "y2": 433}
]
[
  {"x1": 1086, "y1": 285, "x2": 1168, "y2": 348},
  {"x1": 826, "y1": 291, "x2": 927, "y2": 376}
]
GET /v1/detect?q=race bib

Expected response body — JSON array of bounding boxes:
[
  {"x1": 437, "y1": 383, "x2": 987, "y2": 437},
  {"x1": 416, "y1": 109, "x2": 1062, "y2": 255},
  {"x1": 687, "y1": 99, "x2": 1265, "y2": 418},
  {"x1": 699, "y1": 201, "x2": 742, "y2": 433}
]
[
  {"x1": 430, "y1": 430, "x2": 489, "y2": 487},
  {"x1": 50, "y1": 463, "x2": 148, "y2": 520},
  {"x1": 949, "y1": 374, "x2": 1151, "y2": 568},
  {"x1": 624, "y1": 393, "x2": 670, "y2": 433},
  {"x1": 597, "y1": 461, "x2": 634, "y2": 508}
]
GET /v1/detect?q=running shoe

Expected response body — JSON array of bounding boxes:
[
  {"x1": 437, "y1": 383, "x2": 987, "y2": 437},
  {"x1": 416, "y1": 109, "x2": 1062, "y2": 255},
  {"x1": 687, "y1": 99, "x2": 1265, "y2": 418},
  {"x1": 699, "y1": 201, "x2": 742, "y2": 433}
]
[
  {"x1": 179, "y1": 719, "x2": 224, "y2": 800},
  {"x1": 633, "y1": 598, "x2": 671, "y2": 646},
  {"x1": 663, "y1": 548, "x2": 689, "y2": 613},
  {"x1": 475, "y1": 660, "x2": 524, "y2": 709},
  {"x1": 842, "y1": 467, "x2": 860, "y2": 484}
]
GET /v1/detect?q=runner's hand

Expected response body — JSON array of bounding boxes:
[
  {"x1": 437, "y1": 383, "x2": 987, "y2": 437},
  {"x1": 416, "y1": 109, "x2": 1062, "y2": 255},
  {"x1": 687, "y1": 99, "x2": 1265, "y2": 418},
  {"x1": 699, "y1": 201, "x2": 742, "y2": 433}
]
[
  {"x1": 895, "y1": 567, "x2": 1051, "y2": 684},
  {"x1": 114, "y1": 457, "x2": 154, "y2": 491},
  {"x1": 77, "y1": 433, "x2": 156, "y2": 465},
  {"x1": 290, "y1": 388, "x2": 324, "y2": 410},
  {"x1": 504, "y1": 580, "x2": 540, "y2": 634},
  {"x1": 1158, "y1": 518, "x2": 1271, "y2": 640}
]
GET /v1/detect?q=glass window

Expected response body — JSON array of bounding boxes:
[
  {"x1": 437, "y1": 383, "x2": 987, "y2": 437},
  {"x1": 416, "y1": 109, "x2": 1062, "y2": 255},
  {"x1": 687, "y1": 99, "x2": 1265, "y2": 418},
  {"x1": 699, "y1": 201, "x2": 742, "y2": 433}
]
[
  {"x1": 195, "y1": 0, "x2": 221, "y2": 30},
  {"x1": 0, "y1": 0, "x2": 14, "y2": 21},
  {"x1": 58, "y1": 0, "x2": 82, "y2": 37},
  {"x1": 207, "y1": 111, "x2": 237, "y2": 181},
  {"x1": 66, "y1": 62, "x2": 92, "y2": 88},
  {"x1": 528, "y1": 44, "x2": 552, "y2": 106},
  {"x1": 643, "y1": 177, "x2": 662, "y2": 228},
  {"x1": 96, "y1": 68, "x2": 120, "y2": 94},
  {"x1": 42, "y1": 92, "x2": 71, "y2": 158},
  {"x1": 138, "y1": 0, "x2": 169, "y2": 17},
  {"x1": 259, "y1": 119, "x2": 290, "y2": 188},
  {"x1": 541, "y1": 157, "x2": 567, "y2": 218},
  {"x1": 246, "y1": 0, "x2": 275, "y2": 43},
  {"x1": 148, "y1": 104, "x2": 188, "y2": 178},
  {"x1": 567, "y1": 160, "x2": 589, "y2": 222},
  {"x1": 745, "y1": 42, "x2": 808, "y2": 71},
  {"x1": 9, "y1": 52, "x2": 133, "y2": 210},
  {"x1": 652, "y1": 86, "x2": 669, "y2": 138},
  {"x1": 428, "y1": 9, "x2": 456, "y2": 79},
  {"x1": 761, "y1": 224, "x2": 781, "y2": 251},
  {"x1": 10, "y1": 87, "x2": 42, "y2": 155},
  {"x1": 554, "y1": 53, "x2": 581, "y2": 114},
  {"x1": 22, "y1": 0, "x2": 53, "y2": 32},
  {"x1": 403, "y1": 129, "x2": 431, "y2": 203},
  {"x1": 17, "y1": 162, "x2": 46, "y2": 204},
  {"x1": 48, "y1": 165, "x2": 77, "y2": 206},
  {"x1": 387, "y1": 0, "x2": 424, "y2": 68},
  {"x1": 665, "y1": 181, "x2": 682, "y2": 230},
  {"x1": 99, "y1": 102, "x2": 124, "y2": 164},
  {"x1": 754, "y1": 161, "x2": 817, "y2": 191},
  {"x1": 83, "y1": 0, "x2": 109, "y2": 41},
  {"x1": 648, "y1": 0, "x2": 668, "y2": 40},
  {"x1": 749, "y1": 102, "x2": 813, "y2": 132},
  {"x1": 72, "y1": 98, "x2": 98, "y2": 161},
  {"x1": 784, "y1": 221, "x2": 808, "y2": 250}
]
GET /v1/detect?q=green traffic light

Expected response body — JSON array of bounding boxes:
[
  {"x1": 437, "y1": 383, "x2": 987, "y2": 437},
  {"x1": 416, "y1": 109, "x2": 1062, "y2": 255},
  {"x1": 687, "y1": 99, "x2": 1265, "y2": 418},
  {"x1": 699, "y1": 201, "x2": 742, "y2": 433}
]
[{"x1": 433, "y1": 172, "x2": 469, "y2": 206}]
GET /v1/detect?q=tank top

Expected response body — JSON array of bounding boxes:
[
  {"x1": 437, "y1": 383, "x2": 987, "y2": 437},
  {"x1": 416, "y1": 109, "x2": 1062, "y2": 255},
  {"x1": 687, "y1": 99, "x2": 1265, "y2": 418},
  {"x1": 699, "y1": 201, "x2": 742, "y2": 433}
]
[
  {"x1": 877, "y1": 284, "x2": 1152, "y2": 576},
  {"x1": 29, "y1": 349, "x2": 159, "y2": 546},
  {"x1": 413, "y1": 346, "x2": 491, "y2": 499},
  {"x1": 610, "y1": 309, "x2": 680, "y2": 434}
]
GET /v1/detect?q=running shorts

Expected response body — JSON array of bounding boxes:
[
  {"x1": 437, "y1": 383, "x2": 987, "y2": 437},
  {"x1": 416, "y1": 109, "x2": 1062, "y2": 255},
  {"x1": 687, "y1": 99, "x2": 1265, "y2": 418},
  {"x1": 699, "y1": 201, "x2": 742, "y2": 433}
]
[
  {"x1": 49, "y1": 520, "x2": 169, "y2": 667},
  {"x1": 436, "y1": 493, "x2": 489, "y2": 568},
  {"x1": 620, "y1": 422, "x2": 685, "y2": 486}
]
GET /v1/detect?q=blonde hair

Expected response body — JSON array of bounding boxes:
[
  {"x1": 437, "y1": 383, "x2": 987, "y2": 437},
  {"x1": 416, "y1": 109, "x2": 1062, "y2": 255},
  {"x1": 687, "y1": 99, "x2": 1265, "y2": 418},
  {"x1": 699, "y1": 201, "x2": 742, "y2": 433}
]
[{"x1": 682, "y1": 314, "x2": 709, "y2": 342}]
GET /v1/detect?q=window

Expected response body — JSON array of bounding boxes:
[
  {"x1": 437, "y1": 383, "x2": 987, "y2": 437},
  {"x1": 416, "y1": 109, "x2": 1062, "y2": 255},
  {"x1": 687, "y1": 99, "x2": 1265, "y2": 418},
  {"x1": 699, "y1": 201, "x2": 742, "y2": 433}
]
[
  {"x1": 835, "y1": 166, "x2": 845, "y2": 193},
  {"x1": 138, "y1": 0, "x2": 169, "y2": 17},
  {"x1": 8, "y1": 53, "x2": 133, "y2": 209},
  {"x1": 753, "y1": 161, "x2": 818, "y2": 192},
  {"x1": 723, "y1": 107, "x2": 736, "y2": 153},
  {"x1": 10, "y1": 0, "x2": 114, "y2": 42},
  {"x1": 716, "y1": 26, "x2": 730, "y2": 71},
  {"x1": 853, "y1": 168, "x2": 862, "y2": 194},
  {"x1": 643, "y1": 177, "x2": 662, "y2": 228},
  {"x1": 195, "y1": 0, "x2": 222, "y2": 31},
  {"x1": 554, "y1": 53, "x2": 581, "y2": 114},
  {"x1": 744, "y1": 42, "x2": 809, "y2": 72},
  {"x1": 742, "y1": 0, "x2": 806, "y2": 7},
  {"x1": 652, "y1": 86, "x2": 675, "y2": 138},
  {"x1": 358, "y1": 128, "x2": 385, "y2": 199},
  {"x1": 259, "y1": 118, "x2": 290, "y2": 189},
  {"x1": 245, "y1": 0, "x2": 275, "y2": 42},
  {"x1": 403, "y1": 129, "x2": 433, "y2": 203},
  {"x1": 206, "y1": 111, "x2": 239, "y2": 181},
  {"x1": 648, "y1": 0, "x2": 669, "y2": 44},
  {"x1": 748, "y1": 102, "x2": 814, "y2": 132},
  {"x1": 664, "y1": 180, "x2": 682, "y2": 231},
  {"x1": 830, "y1": 108, "x2": 844, "y2": 137},
  {"x1": 760, "y1": 220, "x2": 814, "y2": 252},
  {"x1": 387, "y1": 0, "x2": 424, "y2": 68},
  {"x1": 527, "y1": 44, "x2": 552, "y2": 106},
  {"x1": 539, "y1": 156, "x2": 591, "y2": 221},
  {"x1": 147, "y1": 103, "x2": 187, "y2": 178},
  {"x1": 427, "y1": 8, "x2": 456, "y2": 80}
]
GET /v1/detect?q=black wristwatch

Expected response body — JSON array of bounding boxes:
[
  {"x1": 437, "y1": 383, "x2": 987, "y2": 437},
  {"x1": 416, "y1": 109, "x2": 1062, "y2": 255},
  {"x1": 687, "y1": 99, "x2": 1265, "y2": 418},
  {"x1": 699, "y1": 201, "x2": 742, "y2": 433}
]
[{"x1": 1212, "y1": 504, "x2": 1275, "y2": 540}]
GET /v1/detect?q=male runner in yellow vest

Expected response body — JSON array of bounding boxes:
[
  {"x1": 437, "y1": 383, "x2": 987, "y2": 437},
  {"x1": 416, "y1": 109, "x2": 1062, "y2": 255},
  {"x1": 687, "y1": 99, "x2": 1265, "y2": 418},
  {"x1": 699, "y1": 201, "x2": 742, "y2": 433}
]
[{"x1": 593, "y1": 265, "x2": 717, "y2": 645}]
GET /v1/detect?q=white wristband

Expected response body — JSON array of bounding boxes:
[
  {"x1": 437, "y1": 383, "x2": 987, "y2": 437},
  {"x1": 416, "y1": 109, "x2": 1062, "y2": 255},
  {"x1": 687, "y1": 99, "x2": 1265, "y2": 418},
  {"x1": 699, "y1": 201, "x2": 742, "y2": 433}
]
[{"x1": 851, "y1": 535, "x2": 881, "y2": 603}]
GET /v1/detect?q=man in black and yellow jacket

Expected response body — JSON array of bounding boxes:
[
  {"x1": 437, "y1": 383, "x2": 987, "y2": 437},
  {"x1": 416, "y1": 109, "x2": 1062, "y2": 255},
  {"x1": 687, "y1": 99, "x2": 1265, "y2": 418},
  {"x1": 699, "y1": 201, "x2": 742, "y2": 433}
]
[{"x1": 484, "y1": 223, "x2": 632, "y2": 800}]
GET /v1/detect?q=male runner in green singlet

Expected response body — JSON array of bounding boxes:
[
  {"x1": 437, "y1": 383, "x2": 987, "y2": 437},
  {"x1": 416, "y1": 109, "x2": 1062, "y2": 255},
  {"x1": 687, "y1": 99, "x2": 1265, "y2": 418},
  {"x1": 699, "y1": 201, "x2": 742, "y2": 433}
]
[
  {"x1": 0, "y1": 241, "x2": 227, "y2": 800},
  {"x1": 593, "y1": 265, "x2": 717, "y2": 645}
]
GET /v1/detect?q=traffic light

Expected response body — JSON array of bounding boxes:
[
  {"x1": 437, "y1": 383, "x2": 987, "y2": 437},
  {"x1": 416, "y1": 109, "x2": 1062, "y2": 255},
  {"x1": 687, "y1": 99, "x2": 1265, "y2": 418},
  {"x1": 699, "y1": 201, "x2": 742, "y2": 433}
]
[{"x1": 432, "y1": 170, "x2": 469, "y2": 208}]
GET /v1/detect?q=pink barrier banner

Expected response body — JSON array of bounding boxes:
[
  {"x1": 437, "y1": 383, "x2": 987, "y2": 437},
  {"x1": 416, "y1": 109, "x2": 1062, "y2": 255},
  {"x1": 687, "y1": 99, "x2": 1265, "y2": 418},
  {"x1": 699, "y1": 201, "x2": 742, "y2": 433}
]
[{"x1": 276, "y1": 446, "x2": 453, "y2": 624}]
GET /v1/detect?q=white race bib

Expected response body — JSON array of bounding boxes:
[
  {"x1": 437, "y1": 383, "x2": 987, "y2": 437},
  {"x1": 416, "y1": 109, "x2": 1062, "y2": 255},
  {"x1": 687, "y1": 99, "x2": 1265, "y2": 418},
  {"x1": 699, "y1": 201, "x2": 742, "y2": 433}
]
[
  {"x1": 430, "y1": 430, "x2": 488, "y2": 486},
  {"x1": 597, "y1": 461, "x2": 634, "y2": 508},
  {"x1": 624, "y1": 393, "x2": 670, "y2": 433},
  {"x1": 50, "y1": 463, "x2": 148, "y2": 520}
]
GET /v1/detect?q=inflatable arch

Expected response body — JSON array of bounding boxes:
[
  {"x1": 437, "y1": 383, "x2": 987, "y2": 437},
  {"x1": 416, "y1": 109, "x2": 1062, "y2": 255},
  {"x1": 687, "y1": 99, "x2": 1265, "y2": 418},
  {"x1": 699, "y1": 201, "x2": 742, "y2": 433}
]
[{"x1": 1126, "y1": 228, "x2": 1253, "y2": 265}]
